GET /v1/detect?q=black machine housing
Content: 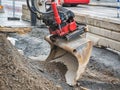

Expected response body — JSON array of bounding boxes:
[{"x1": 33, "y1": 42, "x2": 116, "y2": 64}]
[{"x1": 42, "y1": 6, "x2": 75, "y2": 31}]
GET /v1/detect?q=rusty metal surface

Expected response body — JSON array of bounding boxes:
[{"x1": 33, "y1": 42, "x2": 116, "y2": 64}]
[{"x1": 45, "y1": 35, "x2": 93, "y2": 86}]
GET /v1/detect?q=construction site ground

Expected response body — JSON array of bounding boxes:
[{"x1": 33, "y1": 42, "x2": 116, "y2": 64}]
[
  {"x1": 0, "y1": 1, "x2": 120, "y2": 89},
  {"x1": 1, "y1": 26, "x2": 118, "y2": 90}
]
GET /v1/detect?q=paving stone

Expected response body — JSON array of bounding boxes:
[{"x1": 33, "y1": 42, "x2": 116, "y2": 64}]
[
  {"x1": 75, "y1": 13, "x2": 120, "y2": 32},
  {"x1": 88, "y1": 25, "x2": 120, "y2": 42},
  {"x1": 86, "y1": 33, "x2": 120, "y2": 51}
]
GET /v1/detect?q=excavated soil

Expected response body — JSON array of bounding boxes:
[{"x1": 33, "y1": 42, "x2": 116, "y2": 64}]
[
  {"x1": 0, "y1": 34, "x2": 61, "y2": 90},
  {"x1": 1, "y1": 27, "x2": 120, "y2": 90}
]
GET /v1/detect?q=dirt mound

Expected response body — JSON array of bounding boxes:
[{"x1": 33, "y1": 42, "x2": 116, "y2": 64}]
[{"x1": 0, "y1": 34, "x2": 59, "y2": 90}]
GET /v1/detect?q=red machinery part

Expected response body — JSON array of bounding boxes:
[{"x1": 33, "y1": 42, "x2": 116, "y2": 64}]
[
  {"x1": 58, "y1": 0, "x2": 90, "y2": 4},
  {"x1": 50, "y1": 1, "x2": 77, "y2": 37},
  {"x1": 49, "y1": 21, "x2": 77, "y2": 36},
  {"x1": 48, "y1": 0, "x2": 90, "y2": 5},
  {"x1": 51, "y1": 2, "x2": 61, "y2": 24},
  {"x1": 63, "y1": 0, "x2": 90, "y2": 4}
]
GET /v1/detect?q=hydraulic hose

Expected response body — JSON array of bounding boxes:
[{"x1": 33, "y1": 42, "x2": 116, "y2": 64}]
[{"x1": 26, "y1": 0, "x2": 37, "y2": 14}]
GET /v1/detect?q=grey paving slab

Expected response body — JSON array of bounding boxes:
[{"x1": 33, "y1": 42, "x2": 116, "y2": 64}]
[
  {"x1": 0, "y1": 18, "x2": 30, "y2": 27},
  {"x1": 67, "y1": 5, "x2": 120, "y2": 22}
]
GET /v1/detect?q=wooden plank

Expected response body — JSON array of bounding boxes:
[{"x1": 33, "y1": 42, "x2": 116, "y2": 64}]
[
  {"x1": 0, "y1": 26, "x2": 31, "y2": 34},
  {"x1": 88, "y1": 25, "x2": 120, "y2": 42},
  {"x1": 86, "y1": 33, "x2": 120, "y2": 51}
]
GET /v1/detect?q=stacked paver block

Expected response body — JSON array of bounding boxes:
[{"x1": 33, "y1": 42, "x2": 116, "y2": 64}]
[
  {"x1": 75, "y1": 13, "x2": 120, "y2": 52},
  {"x1": 22, "y1": 4, "x2": 31, "y2": 21},
  {"x1": 90, "y1": 0, "x2": 117, "y2": 7}
]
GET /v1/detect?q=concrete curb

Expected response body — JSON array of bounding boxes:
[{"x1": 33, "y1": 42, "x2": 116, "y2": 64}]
[
  {"x1": 74, "y1": 12, "x2": 120, "y2": 25},
  {"x1": 74, "y1": 12, "x2": 120, "y2": 51},
  {"x1": 88, "y1": 3, "x2": 117, "y2": 8}
]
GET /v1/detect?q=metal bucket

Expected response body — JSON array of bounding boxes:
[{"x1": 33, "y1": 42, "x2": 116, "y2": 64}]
[{"x1": 45, "y1": 35, "x2": 93, "y2": 86}]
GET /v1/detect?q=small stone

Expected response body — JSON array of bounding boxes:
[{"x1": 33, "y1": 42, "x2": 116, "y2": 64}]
[{"x1": 56, "y1": 85, "x2": 63, "y2": 90}]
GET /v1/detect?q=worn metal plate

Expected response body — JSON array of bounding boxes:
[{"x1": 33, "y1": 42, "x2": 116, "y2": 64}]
[{"x1": 45, "y1": 35, "x2": 93, "y2": 86}]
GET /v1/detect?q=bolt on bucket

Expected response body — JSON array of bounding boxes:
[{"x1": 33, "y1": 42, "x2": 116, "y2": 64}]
[{"x1": 45, "y1": 35, "x2": 93, "y2": 86}]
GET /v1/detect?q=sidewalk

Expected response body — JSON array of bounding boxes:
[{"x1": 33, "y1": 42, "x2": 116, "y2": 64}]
[
  {"x1": 71, "y1": 5, "x2": 120, "y2": 22},
  {"x1": 89, "y1": 2, "x2": 117, "y2": 8},
  {"x1": 90, "y1": 0, "x2": 117, "y2": 8},
  {"x1": 0, "y1": 0, "x2": 29, "y2": 27},
  {"x1": 0, "y1": 18, "x2": 30, "y2": 27}
]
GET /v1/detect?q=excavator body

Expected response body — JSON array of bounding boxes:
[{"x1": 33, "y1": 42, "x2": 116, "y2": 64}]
[{"x1": 27, "y1": 0, "x2": 93, "y2": 86}]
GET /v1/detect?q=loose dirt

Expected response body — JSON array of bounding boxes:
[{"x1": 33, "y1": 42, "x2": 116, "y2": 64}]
[{"x1": 0, "y1": 34, "x2": 59, "y2": 90}]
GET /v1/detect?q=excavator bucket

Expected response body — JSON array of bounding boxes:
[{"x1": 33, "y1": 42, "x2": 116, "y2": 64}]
[{"x1": 45, "y1": 35, "x2": 93, "y2": 86}]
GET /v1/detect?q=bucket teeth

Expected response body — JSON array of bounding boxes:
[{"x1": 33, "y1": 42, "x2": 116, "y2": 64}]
[{"x1": 45, "y1": 35, "x2": 93, "y2": 86}]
